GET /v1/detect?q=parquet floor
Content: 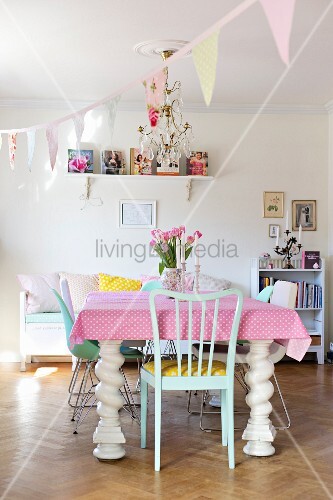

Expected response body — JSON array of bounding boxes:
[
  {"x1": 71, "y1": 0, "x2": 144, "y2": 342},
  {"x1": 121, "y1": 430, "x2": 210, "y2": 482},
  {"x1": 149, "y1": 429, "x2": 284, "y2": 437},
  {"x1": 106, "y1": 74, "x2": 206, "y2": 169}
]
[{"x1": 0, "y1": 361, "x2": 332, "y2": 500}]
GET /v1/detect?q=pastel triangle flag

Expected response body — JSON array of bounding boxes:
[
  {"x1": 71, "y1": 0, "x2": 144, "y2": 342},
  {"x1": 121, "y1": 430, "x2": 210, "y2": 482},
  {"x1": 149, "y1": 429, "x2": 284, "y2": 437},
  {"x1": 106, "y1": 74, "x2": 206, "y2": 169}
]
[
  {"x1": 72, "y1": 111, "x2": 86, "y2": 147},
  {"x1": 8, "y1": 133, "x2": 17, "y2": 171},
  {"x1": 260, "y1": 0, "x2": 296, "y2": 65},
  {"x1": 46, "y1": 124, "x2": 58, "y2": 171},
  {"x1": 192, "y1": 31, "x2": 219, "y2": 106},
  {"x1": 27, "y1": 130, "x2": 36, "y2": 171},
  {"x1": 143, "y1": 69, "x2": 167, "y2": 127},
  {"x1": 105, "y1": 95, "x2": 121, "y2": 139}
]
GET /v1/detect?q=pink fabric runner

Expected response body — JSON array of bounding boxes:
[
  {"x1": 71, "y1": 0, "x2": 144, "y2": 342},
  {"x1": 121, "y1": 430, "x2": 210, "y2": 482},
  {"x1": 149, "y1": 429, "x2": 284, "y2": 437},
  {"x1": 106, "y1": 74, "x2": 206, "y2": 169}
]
[{"x1": 70, "y1": 292, "x2": 311, "y2": 362}]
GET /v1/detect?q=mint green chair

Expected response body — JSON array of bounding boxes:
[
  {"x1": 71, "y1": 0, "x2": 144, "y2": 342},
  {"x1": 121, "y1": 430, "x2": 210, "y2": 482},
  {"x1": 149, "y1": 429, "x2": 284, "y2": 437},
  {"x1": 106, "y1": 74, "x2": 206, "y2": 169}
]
[
  {"x1": 256, "y1": 285, "x2": 274, "y2": 303},
  {"x1": 140, "y1": 288, "x2": 243, "y2": 471},
  {"x1": 140, "y1": 280, "x2": 163, "y2": 291}
]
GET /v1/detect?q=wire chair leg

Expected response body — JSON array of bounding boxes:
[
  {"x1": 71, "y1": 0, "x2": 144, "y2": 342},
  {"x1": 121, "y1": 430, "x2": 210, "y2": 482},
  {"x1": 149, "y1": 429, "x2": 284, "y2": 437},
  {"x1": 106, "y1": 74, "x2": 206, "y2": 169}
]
[
  {"x1": 273, "y1": 372, "x2": 291, "y2": 430},
  {"x1": 71, "y1": 361, "x2": 90, "y2": 421},
  {"x1": 68, "y1": 358, "x2": 82, "y2": 407}
]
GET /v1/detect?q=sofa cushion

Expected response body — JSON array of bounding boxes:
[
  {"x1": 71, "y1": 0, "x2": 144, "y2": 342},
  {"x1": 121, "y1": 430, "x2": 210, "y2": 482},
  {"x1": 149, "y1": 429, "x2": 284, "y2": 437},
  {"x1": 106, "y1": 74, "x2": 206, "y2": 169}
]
[
  {"x1": 195, "y1": 273, "x2": 231, "y2": 291},
  {"x1": 26, "y1": 312, "x2": 66, "y2": 323},
  {"x1": 59, "y1": 272, "x2": 99, "y2": 312},
  {"x1": 17, "y1": 273, "x2": 61, "y2": 314},
  {"x1": 99, "y1": 273, "x2": 141, "y2": 292}
]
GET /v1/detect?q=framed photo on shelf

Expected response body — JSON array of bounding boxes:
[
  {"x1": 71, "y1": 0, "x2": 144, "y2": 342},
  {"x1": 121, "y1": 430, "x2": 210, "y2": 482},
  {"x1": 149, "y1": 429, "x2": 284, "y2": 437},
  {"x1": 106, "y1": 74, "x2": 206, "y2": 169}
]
[
  {"x1": 119, "y1": 200, "x2": 156, "y2": 229},
  {"x1": 101, "y1": 150, "x2": 125, "y2": 175},
  {"x1": 68, "y1": 149, "x2": 93, "y2": 174},
  {"x1": 130, "y1": 148, "x2": 152, "y2": 175},
  {"x1": 263, "y1": 191, "x2": 284, "y2": 218},
  {"x1": 292, "y1": 200, "x2": 316, "y2": 231},
  {"x1": 269, "y1": 224, "x2": 279, "y2": 238},
  {"x1": 186, "y1": 151, "x2": 208, "y2": 176}
]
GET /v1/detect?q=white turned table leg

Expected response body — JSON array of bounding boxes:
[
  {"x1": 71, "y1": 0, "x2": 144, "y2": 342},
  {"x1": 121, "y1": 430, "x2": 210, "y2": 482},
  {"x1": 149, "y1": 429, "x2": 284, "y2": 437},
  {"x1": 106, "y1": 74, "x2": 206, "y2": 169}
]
[
  {"x1": 242, "y1": 340, "x2": 277, "y2": 457},
  {"x1": 93, "y1": 340, "x2": 126, "y2": 460}
]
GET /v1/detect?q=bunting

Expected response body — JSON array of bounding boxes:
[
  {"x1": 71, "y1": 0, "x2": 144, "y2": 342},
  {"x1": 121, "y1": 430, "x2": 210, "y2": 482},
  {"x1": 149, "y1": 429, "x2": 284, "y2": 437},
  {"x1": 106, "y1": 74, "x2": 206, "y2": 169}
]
[
  {"x1": 0, "y1": 134, "x2": 2, "y2": 151},
  {"x1": 105, "y1": 95, "x2": 121, "y2": 140},
  {"x1": 72, "y1": 111, "x2": 86, "y2": 148},
  {"x1": 46, "y1": 125, "x2": 58, "y2": 171},
  {"x1": 192, "y1": 31, "x2": 220, "y2": 106},
  {"x1": 259, "y1": 0, "x2": 296, "y2": 65},
  {"x1": 143, "y1": 69, "x2": 167, "y2": 127},
  {"x1": 8, "y1": 133, "x2": 17, "y2": 170},
  {"x1": 27, "y1": 130, "x2": 36, "y2": 171}
]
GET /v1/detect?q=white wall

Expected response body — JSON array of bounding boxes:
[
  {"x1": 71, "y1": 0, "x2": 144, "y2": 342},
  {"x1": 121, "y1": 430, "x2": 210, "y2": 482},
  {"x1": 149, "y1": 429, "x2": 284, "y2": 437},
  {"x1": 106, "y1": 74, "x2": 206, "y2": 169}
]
[{"x1": 0, "y1": 105, "x2": 329, "y2": 360}]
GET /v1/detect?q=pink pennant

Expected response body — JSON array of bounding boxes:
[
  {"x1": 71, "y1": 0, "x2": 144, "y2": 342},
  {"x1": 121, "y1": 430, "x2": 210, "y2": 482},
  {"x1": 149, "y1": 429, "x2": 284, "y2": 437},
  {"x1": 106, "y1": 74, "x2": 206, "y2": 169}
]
[
  {"x1": 143, "y1": 69, "x2": 167, "y2": 127},
  {"x1": 8, "y1": 133, "x2": 17, "y2": 171},
  {"x1": 46, "y1": 125, "x2": 58, "y2": 171},
  {"x1": 260, "y1": 0, "x2": 296, "y2": 65}
]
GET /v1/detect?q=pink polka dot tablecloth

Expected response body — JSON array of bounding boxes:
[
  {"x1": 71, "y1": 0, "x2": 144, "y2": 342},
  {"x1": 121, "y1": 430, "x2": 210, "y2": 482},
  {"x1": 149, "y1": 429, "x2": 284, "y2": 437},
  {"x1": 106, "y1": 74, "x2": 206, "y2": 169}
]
[{"x1": 70, "y1": 292, "x2": 312, "y2": 362}]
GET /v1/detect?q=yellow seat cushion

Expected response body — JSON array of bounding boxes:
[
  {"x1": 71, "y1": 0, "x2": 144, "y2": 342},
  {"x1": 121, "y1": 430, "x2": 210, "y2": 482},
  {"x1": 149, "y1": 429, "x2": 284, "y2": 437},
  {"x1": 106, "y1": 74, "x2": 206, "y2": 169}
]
[
  {"x1": 98, "y1": 273, "x2": 141, "y2": 292},
  {"x1": 142, "y1": 359, "x2": 226, "y2": 377}
]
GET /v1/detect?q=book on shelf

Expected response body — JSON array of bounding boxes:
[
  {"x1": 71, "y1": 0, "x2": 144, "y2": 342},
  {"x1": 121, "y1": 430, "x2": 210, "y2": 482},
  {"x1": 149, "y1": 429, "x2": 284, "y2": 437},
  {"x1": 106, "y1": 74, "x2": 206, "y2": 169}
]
[
  {"x1": 259, "y1": 278, "x2": 322, "y2": 309},
  {"x1": 302, "y1": 251, "x2": 320, "y2": 269}
]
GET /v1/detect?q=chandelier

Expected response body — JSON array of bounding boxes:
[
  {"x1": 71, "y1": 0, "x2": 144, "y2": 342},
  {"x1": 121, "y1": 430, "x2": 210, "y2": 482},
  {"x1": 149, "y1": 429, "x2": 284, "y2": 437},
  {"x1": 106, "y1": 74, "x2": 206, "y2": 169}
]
[{"x1": 138, "y1": 49, "x2": 194, "y2": 169}]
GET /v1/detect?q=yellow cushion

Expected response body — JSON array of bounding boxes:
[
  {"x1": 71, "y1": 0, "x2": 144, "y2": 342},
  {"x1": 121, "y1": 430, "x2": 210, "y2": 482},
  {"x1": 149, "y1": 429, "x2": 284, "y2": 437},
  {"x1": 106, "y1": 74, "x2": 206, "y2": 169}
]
[
  {"x1": 142, "y1": 359, "x2": 226, "y2": 377},
  {"x1": 98, "y1": 273, "x2": 141, "y2": 292}
]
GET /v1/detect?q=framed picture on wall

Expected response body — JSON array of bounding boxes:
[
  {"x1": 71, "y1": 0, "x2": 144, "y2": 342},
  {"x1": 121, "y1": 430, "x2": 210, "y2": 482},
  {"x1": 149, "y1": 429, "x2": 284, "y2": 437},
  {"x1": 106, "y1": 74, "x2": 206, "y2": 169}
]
[
  {"x1": 292, "y1": 200, "x2": 316, "y2": 231},
  {"x1": 263, "y1": 192, "x2": 284, "y2": 218},
  {"x1": 119, "y1": 200, "x2": 156, "y2": 229},
  {"x1": 269, "y1": 224, "x2": 280, "y2": 238}
]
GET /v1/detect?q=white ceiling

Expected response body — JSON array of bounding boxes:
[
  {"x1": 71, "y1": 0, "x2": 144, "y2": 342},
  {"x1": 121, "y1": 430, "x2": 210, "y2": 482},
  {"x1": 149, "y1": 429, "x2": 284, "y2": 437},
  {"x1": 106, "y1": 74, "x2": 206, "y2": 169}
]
[{"x1": 1, "y1": 0, "x2": 333, "y2": 108}]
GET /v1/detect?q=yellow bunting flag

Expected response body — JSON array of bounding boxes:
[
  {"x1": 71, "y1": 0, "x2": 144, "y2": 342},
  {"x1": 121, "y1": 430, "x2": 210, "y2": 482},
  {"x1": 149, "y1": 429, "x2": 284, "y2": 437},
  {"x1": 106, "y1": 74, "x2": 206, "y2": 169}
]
[{"x1": 192, "y1": 31, "x2": 219, "y2": 106}]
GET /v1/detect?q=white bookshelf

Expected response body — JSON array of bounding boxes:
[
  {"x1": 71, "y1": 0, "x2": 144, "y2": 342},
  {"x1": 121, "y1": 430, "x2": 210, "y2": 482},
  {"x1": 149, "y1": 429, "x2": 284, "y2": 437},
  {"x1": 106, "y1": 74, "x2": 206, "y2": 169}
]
[{"x1": 250, "y1": 258, "x2": 325, "y2": 364}]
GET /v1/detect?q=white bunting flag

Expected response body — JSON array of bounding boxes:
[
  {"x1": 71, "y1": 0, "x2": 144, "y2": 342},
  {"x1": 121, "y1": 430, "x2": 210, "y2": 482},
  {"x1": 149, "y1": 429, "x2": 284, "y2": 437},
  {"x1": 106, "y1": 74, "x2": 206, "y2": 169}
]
[
  {"x1": 73, "y1": 111, "x2": 86, "y2": 148},
  {"x1": 0, "y1": 133, "x2": 2, "y2": 151},
  {"x1": 8, "y1": 133, "x2": 17, "y2": 171},
  {"x1": 105, "y1": 95, "x2": 121, "y2": 140},
  {"x1": 46, "y1": 125, "x2": 58, "y2": 171},
  {"x1": 27, "y1": 130, "x2": 36, "y2": 171},
  {"x1": 192, "y1": 31, "x2": 220, "y2": 106}
]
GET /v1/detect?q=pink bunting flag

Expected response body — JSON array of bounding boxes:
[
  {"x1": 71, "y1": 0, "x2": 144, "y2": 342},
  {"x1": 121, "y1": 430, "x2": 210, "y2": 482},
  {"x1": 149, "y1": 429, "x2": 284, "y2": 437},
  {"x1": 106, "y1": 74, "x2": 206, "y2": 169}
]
[
  {"x1": 8, "y1": 133, "x2": 17, "y2": 171},
  {"x1": 260, "y1": 0, "x2": 296, "y2": 65},
  {"x1": 46, "y1": 124, "x2": 58, "y2": 171},
  {"x1": 27, "y1": 130, "x2": 36, "y2": 171},
  {"x1": 143, "y1": 69, "x2": 167, "y2": 127},
  {"x1": 72, "y1": 111, "x2": 86, "y2": 147}
]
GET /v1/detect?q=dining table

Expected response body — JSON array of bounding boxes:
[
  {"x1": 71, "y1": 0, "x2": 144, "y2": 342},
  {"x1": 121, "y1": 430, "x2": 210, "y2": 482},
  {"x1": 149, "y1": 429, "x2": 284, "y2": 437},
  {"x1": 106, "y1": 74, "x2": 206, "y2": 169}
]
[{"x1": 69, "y1": 290, "x2": 311, "y2": 461}]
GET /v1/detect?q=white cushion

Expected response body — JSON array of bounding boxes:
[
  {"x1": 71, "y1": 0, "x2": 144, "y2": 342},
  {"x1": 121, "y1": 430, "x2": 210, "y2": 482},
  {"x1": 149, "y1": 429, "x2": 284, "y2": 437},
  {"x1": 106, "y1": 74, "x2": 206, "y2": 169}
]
[
  {"x1": 17, "y1": 273, "x2": 61, "y2": 314},
  {"x1": 195, "y1": 273, "x2": 231, "y2": 291},
  {"x1": 59, "y1": 272, "x2": 99, "y2": 312}
]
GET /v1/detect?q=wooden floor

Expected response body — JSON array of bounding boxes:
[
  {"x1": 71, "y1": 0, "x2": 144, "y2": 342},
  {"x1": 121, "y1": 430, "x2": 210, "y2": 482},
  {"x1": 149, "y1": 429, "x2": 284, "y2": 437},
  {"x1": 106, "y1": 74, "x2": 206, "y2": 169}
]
[{"x1": 0, "y1": 361, "x2": 332, "y2": 500}]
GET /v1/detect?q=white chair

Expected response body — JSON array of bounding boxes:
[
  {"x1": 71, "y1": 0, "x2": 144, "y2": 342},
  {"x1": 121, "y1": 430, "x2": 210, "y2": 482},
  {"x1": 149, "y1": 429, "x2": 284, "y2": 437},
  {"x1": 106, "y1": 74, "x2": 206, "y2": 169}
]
[{"x1": 192, "y1": 280, "x2": 297, "y2": 430}]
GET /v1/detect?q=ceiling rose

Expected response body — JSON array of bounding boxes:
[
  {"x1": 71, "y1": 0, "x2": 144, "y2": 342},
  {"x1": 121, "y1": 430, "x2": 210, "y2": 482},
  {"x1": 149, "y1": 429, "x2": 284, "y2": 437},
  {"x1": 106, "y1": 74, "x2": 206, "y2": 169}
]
[{"x1": 133, "y1": 39, "x2": 191, "y2": 58}]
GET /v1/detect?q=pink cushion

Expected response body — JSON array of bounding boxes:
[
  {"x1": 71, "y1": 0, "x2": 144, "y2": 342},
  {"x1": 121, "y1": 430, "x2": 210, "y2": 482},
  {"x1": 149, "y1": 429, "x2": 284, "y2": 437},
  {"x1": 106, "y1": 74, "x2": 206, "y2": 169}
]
[
  {"x1": 17, "y1": 273, "x2": 61, "y2": 313},
  {"x1": 140, "y1": 275, "x2": 160, "y2": 286}
]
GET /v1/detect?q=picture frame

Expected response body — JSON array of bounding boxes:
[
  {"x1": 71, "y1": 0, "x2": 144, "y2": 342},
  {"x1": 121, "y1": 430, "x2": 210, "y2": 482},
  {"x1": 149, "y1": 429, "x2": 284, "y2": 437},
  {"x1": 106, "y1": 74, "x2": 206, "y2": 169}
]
[
  {"x1": 186, "y1": 151, "x2": 208, "y2": 176},
  {"x1": 263, "y1": 192, "x2": 284, "y2": 218},
  {"x1": 119, "y1": 200, "x2": 156, "y2": 229},
  {"x1": 292, "y1": 200, "x2": 316, "y2": 231},
  {"x1": 68, "y1": 149, "x2": 93, "y2": 174},
  {"x1": 130, "y1": 148, "x2": 152, "y2": 175},
  {"x1": 269, "y1": 224, "x2": 280, "y2": 238},
  {"x1": 101, "y1": 150, "x2": 125, "y2": 175}
]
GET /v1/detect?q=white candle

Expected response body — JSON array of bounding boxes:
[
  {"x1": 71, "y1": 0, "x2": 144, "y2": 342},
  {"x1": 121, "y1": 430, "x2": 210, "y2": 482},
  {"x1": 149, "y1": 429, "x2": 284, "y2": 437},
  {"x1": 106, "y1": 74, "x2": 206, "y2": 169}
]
[
  {"x1": 176, "y1": 239, "x2": 181, "y2": 269},
  {"x1": 194, "y1": 234, "x2": 199, "y2": 265},
  {"x1": 275, "y1": 226, "x2": 279, "y2": 247},
  {"x1": 286, "y1": 211, "x2": 289, "y2": 231},
  {"x1": 298, "y1": 224, "x2": 302, "y2": 244},
  {"x1": 181, "y1": 234, "x2": 186, "y2": 264}
]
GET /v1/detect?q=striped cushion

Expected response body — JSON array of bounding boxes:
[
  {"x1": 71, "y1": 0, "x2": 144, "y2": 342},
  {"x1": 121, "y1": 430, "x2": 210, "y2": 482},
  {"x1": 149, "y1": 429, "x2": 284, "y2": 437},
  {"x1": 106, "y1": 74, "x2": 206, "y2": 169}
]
[{"x1": 142, "y1": 359, "x2": 226, "y2": 377}]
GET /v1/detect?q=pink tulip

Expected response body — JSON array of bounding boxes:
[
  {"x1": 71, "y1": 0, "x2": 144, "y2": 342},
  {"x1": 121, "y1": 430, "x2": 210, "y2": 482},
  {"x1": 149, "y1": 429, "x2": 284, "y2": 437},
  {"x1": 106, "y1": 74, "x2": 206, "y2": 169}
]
[
  {"x1": 187, "y1": 235, "x2": 195, "y2": 244},
  {"x1": 194, "y1": 230, "x2": 203, "y2": 239},
  {"x1": 179, "y1": 225, "x2": 186, "y2": 235},
  {"x1": 149, "y1": 239, "x2": 156, "y2": 246},
  {"x1": 161, "y1": 243, "x2": 169, "y2": 253},
  {"x1": 170, "y1": 227, "x2": 179, "y2": 237}
]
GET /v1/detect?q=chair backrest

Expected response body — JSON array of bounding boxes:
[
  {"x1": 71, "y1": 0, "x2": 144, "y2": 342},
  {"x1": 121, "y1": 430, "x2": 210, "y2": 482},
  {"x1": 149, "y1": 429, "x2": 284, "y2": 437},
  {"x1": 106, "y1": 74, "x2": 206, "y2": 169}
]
[
  {"x1": 51, "y1": 289, "x2": 99, "y2": 361},
  {"x1": 270, "y1": 280, "x2": 297, "y2": 309},
  {"x1": 141, "y1": 280, "x2": 163, "y2": 292},
  {"x1": 149, "y1": 288, "x2": 243, "y2": 380},
  {"x1": 60, "y1": 278, "x2": 75, "y2": 321},
  {"x1": 256, "y1": 286, "x2": 274, "y2": 303}
]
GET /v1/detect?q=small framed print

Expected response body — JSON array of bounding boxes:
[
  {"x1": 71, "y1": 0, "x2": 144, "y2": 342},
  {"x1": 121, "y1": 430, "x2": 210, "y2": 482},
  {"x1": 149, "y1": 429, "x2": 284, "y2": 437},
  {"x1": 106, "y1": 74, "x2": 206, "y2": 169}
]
[
  {"x1": 269, "y1": 224, "x2": 279, "y2": 238},
  {"x1": 292, "y1": 200, "x2": 316, "y2": 231},
  {"x1": 263, "y1": 192, "x2": 284, "y2": 218},
  {"x1": 119, "y1": 200, "x2": 156, "y2": 229}
]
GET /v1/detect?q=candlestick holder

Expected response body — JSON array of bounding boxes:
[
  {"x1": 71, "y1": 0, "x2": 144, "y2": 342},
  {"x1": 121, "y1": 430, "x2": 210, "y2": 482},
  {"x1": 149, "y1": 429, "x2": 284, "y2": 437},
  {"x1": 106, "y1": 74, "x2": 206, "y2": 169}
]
[
  {"x1": 274, "y1": 230, "x2": 302, "y2": 269},
  {"x1": 194, "y1": 264, "x2": 201, "y2": 294},
  {"x1": 181, "y1": 262, "x2": 186, "y2": 293}
]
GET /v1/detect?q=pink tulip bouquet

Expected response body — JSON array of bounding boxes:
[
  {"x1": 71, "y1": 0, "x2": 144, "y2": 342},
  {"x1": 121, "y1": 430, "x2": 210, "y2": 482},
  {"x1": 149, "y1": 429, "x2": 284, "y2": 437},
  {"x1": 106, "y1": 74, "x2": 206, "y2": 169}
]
[{"x1": 150, "y1": 226, "x2": 203, "y2": 274}]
